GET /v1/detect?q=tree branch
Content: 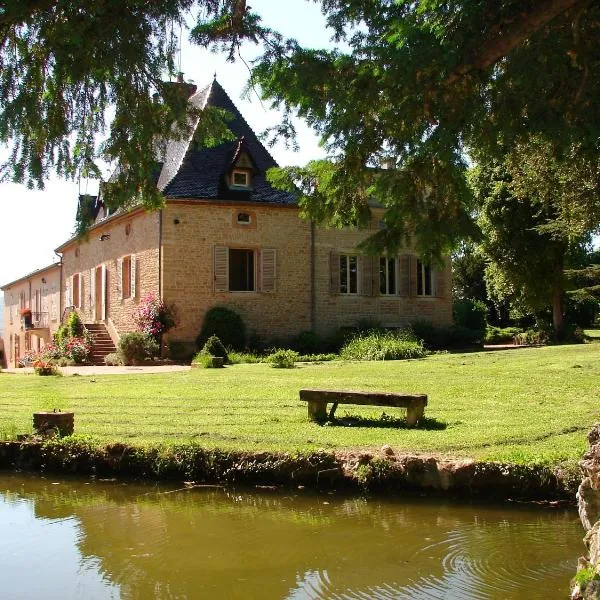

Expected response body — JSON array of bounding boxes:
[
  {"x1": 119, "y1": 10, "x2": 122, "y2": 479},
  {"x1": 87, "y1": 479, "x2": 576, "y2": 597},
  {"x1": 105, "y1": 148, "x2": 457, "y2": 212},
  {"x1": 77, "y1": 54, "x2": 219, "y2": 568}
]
[{"x1": 446, "y1": 0, "x2": 588, "y2": 84}]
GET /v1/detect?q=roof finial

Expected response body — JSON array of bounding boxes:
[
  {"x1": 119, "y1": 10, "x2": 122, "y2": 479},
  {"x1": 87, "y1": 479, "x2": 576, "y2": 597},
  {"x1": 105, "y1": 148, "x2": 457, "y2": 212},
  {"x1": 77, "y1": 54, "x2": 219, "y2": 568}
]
[{"x1": 213, "y1": 71, "x2": 217, "y2": 80}]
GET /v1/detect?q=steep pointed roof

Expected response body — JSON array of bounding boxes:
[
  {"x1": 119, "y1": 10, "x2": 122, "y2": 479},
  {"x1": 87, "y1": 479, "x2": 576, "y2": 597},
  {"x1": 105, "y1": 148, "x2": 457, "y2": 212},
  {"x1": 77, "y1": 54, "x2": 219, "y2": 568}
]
[{"x1": 157, "y1": 79, "x2": 296, "y2": 205}]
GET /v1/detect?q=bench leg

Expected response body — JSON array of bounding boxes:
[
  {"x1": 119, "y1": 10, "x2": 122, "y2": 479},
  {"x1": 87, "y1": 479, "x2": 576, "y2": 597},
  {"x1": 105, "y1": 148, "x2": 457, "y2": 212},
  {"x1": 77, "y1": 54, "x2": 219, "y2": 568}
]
[
  {"x1": 307, "y1": 401, "x2": 328, "y2": 422},
  {"x1": 406, "y1": 404, "x2": 425, "y2": 427}
]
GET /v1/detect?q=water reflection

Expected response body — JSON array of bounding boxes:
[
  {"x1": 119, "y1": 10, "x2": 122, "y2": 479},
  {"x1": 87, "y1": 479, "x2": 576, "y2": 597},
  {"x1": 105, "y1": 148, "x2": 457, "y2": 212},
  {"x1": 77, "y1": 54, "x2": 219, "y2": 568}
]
[{"x1": 0, "y1": 473, "x2": 583, "y2": 599}]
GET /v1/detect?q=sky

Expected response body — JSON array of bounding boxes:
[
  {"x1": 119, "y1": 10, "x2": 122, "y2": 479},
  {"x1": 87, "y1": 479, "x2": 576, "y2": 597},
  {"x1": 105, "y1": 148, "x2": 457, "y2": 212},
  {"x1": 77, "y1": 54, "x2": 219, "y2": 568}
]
[{"x1": 0, "y1": 0, "x2": 335, "y2": 288}]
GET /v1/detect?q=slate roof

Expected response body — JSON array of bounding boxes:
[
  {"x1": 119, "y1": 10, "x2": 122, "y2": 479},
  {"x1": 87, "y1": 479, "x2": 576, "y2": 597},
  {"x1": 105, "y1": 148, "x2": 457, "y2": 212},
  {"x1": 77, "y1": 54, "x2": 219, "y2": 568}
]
[{"x1": 158, "y1": 79, "x2": 297, "y2": 205}]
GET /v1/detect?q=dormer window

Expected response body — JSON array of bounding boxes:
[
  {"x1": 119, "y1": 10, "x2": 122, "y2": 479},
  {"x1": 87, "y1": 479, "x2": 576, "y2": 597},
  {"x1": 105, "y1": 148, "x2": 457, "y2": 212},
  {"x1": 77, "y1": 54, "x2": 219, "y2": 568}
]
[{"x1": 232, "y1": 169, "x2": 250, "y2": 187}]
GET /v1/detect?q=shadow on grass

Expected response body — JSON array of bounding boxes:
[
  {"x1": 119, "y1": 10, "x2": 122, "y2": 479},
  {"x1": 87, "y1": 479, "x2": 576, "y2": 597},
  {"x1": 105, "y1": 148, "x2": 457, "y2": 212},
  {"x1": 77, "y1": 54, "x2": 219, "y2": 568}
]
[{"x1": 324, "y1": 413, "x2": 447, "y2": 430}]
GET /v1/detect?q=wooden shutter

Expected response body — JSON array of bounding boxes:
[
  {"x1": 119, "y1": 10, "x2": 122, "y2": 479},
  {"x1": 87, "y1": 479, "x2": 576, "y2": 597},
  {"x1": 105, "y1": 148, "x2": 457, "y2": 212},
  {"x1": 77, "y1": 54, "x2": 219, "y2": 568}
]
[
  {"x1": 90, "y1": 268, "x2": 96, "y2": 316},
  {"x1": 214, "y1": 246, "x2": 229, "y2": 292},
  {"x1": 117, "y1": 258, "x2": 123, "y2": 300},
  {"x1": 101, "y1": 264, "x2": 107, "y2": 320},
  {"x1": 261, "y1": 249, "x2": 277, "y2": 292},
  {"x1": 329, "y1": 250, "x2": 340, "y2": 295},
  {"x1": 131, "y1": 254, "x2": 137, "y2": 298},
  {"x1": 359, "y1": 255, "x2": 373, "y2": 296},
  {"x1": 65, "y1": 279, "x2": 72, "y2": 308},
  {"x1": 78, "y1": 273, "x2": 84, "y2": 310},
  {"x1": 399, "y1": 255, "x2": 410, "y2": 297}
]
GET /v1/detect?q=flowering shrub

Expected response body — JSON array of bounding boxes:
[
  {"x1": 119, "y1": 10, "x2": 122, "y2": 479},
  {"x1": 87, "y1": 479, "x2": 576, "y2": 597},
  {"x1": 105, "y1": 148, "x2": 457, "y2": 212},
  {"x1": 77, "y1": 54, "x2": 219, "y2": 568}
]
[
  {"x1": 134, "y1": 293, "x2": 175, "y2": 340},
  {"x1": 32, "y1": 360, "x2": 57, "y2": 376},
  {"x1": 63, "y1": 337, "x2": 92, "y2": 363}
]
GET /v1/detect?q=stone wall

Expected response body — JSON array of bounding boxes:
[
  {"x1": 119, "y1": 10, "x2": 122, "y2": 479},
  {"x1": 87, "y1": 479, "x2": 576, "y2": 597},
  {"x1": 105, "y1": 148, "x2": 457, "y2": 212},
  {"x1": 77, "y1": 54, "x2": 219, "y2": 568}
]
[
  {"x1": 60, "y1": 209, "x2": 160, "y2": 335},
  {"x1": 573, "y1": 425, "x2": 600, "y2": 599},
  {"x1": 161, "y1": 202, "x2": 312, "y2": 345},
  {"x1": 1, "y1": 264, "x2": 61, "y2": 366}
]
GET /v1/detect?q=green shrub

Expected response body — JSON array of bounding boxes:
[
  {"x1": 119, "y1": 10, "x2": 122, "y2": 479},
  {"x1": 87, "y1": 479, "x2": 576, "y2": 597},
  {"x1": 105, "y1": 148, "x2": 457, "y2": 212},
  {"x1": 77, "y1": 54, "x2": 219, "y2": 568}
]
[
  {"x1": 167, "y1": 340, "x2": 196, "y2": 362},
  {"x1": 453, "y1": 299, "x2": 487, "y2": 332},
  {"x1": 118, "y1": 332, "x2": 160, "y2": 365},
  {"x1": 412, "y1": 320, "x2": 482, "y2": 349},
  {"x1": 484, "y1": 326, "x2": 522, "y2": 344},
  {"x1": 265, "y1": 349, "x2": 299, "y2": 368},
  {"x1": 194, "y1": 353, "x2": 225, "y2": 368},
  {"x1": 66, "y1": 311, "x2": 84, "y2": 338},
  {"x1": 340, "y1": 331, "x2": 426, "y2": 361},
  {"x1": 227, "y1": 351, "x2": 263, "y2": 364},
  {"x1": 201, "y1": 335, "x2": 229, "y2": 363},
  {"x1": 291, "y1": 330, "x2": 322, "y2": 354},
  {"x1": 514, "y1": 328, "x2": 548, "y2": 346},
  {"x1": 297, "y1": 353, "x2": 338, "y2": 362},
  {"x1": 196, "y1": 306, "x2": 247, "y2": 351},
  {"x1": 104, "y1": 352, "x2": 123, "y2": 366}
]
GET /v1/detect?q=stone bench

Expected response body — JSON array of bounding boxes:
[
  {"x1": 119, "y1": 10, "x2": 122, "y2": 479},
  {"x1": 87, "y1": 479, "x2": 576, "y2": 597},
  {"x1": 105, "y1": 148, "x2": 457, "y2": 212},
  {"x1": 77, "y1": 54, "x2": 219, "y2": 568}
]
[{"x1": 299, "y1": 389, "x2": 427, "y2": 426}]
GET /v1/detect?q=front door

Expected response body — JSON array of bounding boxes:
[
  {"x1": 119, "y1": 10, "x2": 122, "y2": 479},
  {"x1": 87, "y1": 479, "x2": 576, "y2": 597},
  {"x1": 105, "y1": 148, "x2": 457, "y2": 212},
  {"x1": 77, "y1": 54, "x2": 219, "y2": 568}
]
[{"x1": 95, "y1": 266, "x2": 103, "y2": 321}]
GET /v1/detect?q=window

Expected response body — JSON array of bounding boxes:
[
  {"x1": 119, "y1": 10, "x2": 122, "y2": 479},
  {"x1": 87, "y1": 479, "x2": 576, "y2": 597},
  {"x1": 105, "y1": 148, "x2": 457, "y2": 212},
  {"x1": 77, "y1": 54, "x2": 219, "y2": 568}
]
[
  {"x1": 122, "y1": 255, "x2": 132, "y2": 299},
  {"x1": 229, "y1": 249, "x2": 255, "y2": 291},
  {"x1": 379, "y1": 257, "x2": 397, "y2": 295},
  {"x1": 417, "y1": 259, "x2": 433, "y2": 296},
  {"x1": 340, "y1": 254, "x2": 358, "y2": 294},
  {"x1": 232, "y1": 170, "x2": 250, "y2": 187},
  {"x1": 237, "y1": 212, "x2": 251, "y2": 225}
]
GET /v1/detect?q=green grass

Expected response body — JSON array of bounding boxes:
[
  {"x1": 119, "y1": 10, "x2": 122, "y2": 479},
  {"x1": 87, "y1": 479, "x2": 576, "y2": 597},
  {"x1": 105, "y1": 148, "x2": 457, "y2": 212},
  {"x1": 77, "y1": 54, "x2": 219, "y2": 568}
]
[
  {"x1": 1, "y1": 344, "x2": 599, "y2": 466},
  {"x1": 584, "y1": 329, "x2": 600, "y2": 339}
]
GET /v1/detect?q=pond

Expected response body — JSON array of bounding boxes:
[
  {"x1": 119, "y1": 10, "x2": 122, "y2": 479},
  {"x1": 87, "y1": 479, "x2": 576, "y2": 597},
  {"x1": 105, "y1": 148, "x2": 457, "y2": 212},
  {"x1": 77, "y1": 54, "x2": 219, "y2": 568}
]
[{"x1": 0, "y1": 472, "x2": 583, "y2": 599}]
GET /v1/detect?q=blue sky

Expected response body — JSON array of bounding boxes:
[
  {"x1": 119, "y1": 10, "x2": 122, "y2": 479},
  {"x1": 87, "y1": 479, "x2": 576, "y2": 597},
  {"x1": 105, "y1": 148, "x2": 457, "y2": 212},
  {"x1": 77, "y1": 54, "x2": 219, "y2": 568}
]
[{"x1": 0, "y1": 0, "x2": 335, "y2": 286}]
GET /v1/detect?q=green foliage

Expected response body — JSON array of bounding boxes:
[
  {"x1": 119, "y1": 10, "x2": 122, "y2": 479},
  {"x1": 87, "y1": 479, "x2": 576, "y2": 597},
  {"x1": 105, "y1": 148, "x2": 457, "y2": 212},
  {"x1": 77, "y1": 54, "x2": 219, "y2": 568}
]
[
  {"x1": 66, "y1": 311, "x2": 84, "y2": 338},
  {"x1": 104, "y1": 353, "x2": 123, "y2": 366},
  {"x1": 291, "y1": 330, "x2": 322, "y2": 355},
  {"x1": 484, "y1": 326, "x2": 522, "y2": 345},
  {"x1": 227, "y1": 351, "x2": 262, "y2": 364},
  {"x1": 453, "y1": 299, "x2": 487, "y2": 333},
  {"x1": 340, "y1": 331, "x2": 426, "y2": 361},
  {"x1": 265, "y1": 349, "x2": 299, "y2": 368},
  {"x1": 167, "y1": 340, "x2": 196, "y2": 362},
  {"x1": 514, "y1": 329, "x2": 549, "y2": 346},
  {"x1": 194, "y1": 353, "x2": 224, "y2": 369},
  {"x1": 573, "y1": 565, "x2": 600, "y2": 590},
  {"x1": 118, "y1": 332, "x2": 159, "y2": 365},
  {"x1": 201, "y1": 335, "x2": 229, "y2": 363},
  {"x1": 197, "y1": 306, "x2": 246, "y2": 351},
  {"x1": 411, "y1": 321, "x2": 481, "y2": 350}
]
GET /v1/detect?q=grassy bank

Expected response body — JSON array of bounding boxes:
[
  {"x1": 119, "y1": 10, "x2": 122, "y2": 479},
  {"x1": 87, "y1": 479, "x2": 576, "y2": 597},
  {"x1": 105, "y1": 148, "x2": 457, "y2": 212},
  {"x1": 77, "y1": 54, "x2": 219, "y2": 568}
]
[{"x1": 1, "y1": 344, "x2": 599, "y2": 466}]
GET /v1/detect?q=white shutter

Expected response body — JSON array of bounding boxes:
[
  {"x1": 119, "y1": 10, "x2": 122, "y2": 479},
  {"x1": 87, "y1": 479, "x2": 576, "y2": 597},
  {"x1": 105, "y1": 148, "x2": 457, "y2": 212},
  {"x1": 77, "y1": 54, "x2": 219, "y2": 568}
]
[
  {"x1": 214, "y1": 246, "x2": 228, "y2": 292},
  {"x1": 78, "y1": 274, "x2": 84, "y2": 309},
  {"x1": 90, "y1": 268, "x2": 96, "y2": 317},
  {"x1": 131, "y1": 253, "x2": 137, "y2": 298},
  {"x1": 261, "y1": 249, "x2": 277, "y2": 292},
  {"x1": 65, "y1": 280, "x2": 71, "y2": 308},
  {"x1": 101, "y1": 264, "x2": 107, "y2": 320},
  {"x1": 117, "y1": 258, "x2": 123, "y2": 300}
]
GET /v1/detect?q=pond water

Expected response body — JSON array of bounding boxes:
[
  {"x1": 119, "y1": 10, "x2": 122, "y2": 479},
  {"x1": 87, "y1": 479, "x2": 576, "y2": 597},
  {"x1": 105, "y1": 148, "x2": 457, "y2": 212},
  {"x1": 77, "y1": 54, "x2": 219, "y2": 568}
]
[{"x1": 0, "y1": 472, "x2": 583, "y2": 599}]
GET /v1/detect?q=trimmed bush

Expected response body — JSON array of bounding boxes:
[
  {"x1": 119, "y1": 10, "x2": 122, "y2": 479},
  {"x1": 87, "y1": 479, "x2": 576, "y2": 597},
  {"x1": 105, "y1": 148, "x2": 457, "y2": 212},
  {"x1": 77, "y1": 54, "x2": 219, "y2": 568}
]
[
  {"x1": 291, "y1": 330, "x2": 322, "y2": 354},
  {"x1": 104, "y1": 353, "x2": 123, "y2": 366},
  {"x1": 485, "y1": 326, "x2": 522, "y2": 344},
  {"x1": 514, "y1": 329, "x2": 549, "y2": 346},
  {"x1": 118, "y1": 333, "x2": 160, "y2": 365},
  {"x1": 196, "y1": 306, "x2": 246, "y2": 351},
  {"x1": 66, "y1": 311, "x2": 84, "y2": 338},
  {"x1": 201, "y1": 335, "x2": 229, "y2": 363},
  {"x1": 340, "y1": 331, "x2": 426, "y2": 361},
  {"x1": 453, "y1": 299, "x2": 487, "y2": 332},
  {"x1": 265, "y1": 349, "x2": 299, "y2": 368},
  {"x1": 412, "y1": 320, "x2": 482, "y2": 349}
]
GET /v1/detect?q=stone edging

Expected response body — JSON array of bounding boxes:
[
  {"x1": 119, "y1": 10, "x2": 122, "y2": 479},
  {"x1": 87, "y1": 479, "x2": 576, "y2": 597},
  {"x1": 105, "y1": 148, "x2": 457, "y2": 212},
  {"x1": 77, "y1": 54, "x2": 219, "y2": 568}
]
[{"x1": 0, "y1": 439, "x2": 579, "y2": 501}]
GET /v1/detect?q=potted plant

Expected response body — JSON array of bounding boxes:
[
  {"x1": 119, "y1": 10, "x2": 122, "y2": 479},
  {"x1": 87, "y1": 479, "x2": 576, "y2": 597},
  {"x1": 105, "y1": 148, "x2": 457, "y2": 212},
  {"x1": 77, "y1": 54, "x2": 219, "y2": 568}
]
[
  {"x1": 20, "y1": 308, "x2": 32, "y2": 329},
  {"x1": 32, "y1": 360, "x2": 56, "y2": 376}
]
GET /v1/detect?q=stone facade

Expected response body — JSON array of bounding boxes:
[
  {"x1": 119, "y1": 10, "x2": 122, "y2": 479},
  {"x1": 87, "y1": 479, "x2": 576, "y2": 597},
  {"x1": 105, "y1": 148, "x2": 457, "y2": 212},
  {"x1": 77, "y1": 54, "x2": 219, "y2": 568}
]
[
  {"x1": 1, "y1": 263, "x2": 61, "y2": 367},
  {"x1": 58, "y1": 208, "x2": 160, "y2": 344}
]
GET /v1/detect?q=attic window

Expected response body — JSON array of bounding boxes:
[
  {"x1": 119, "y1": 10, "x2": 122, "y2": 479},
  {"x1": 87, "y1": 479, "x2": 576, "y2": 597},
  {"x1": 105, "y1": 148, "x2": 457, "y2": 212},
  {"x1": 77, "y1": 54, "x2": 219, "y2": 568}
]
[
  {"x1": 232, "y1": 170, "x2": 250, "y2": 187},
  {"x1": 237, "y1": 212, "x2": 251, "y2": 225}
]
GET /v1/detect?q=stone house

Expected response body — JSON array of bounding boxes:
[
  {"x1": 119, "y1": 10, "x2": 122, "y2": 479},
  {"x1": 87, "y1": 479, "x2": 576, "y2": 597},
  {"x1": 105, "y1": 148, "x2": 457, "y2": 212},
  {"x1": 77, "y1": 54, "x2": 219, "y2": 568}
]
[{"x1": 2, "y1": 78, "x2": 451, "y2": 365}]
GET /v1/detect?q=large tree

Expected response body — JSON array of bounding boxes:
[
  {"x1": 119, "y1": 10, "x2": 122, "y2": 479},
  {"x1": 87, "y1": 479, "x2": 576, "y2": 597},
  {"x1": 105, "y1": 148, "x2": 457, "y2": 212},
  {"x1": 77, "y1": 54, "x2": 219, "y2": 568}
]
[
  {"x1": 1, "y1": 0, "x2": 599, "y2": 253},
  {"x1": 470, "y1": 138, "x2": 600, "y2": 336}
]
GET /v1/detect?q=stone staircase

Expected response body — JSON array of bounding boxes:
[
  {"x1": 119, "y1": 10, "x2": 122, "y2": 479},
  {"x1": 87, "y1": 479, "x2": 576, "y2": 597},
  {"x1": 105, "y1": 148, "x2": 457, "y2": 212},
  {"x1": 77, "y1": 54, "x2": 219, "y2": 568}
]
[{"x1": 85, "y1": 323, "x2": 117, "y2": 365}]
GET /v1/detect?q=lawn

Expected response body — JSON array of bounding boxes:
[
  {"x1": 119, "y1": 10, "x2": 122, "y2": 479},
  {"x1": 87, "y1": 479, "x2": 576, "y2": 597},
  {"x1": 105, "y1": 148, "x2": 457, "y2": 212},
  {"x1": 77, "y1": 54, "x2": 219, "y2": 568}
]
[{"x1": 1, "y1": 344, "x2": 599, "y2": 466}]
